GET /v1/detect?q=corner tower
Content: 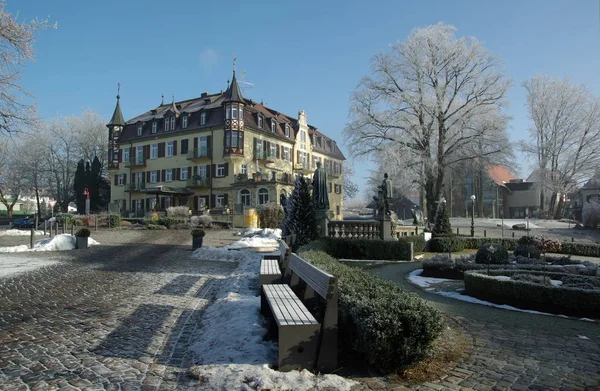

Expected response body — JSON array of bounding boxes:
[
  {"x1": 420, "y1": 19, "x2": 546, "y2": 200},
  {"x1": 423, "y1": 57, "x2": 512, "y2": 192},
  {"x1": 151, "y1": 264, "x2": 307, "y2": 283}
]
[
  {"x1": 222, "y1": 70, "x2": 245, "y2": 156},
  {"x1": 107, "y1": 85, "x2": 126, "y2": 170}
]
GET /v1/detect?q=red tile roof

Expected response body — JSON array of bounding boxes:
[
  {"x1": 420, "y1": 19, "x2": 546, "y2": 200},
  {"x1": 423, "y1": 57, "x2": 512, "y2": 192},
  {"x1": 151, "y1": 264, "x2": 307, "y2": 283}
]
[{"x1": 486, "y1": 165, "x2": 517, "y2": 189}]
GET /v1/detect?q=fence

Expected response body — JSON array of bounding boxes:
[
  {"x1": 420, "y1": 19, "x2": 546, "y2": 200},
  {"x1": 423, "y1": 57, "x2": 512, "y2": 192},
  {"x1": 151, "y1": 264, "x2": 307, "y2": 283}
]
[{"x1": 327, "y1": 220, "x2": 381, "y2": 240}]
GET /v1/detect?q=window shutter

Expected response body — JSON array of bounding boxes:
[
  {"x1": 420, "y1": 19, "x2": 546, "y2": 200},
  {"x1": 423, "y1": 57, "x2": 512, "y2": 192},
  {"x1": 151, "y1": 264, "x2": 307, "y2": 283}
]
[
  {"x1": 173, "y1": 140, "x2": 178, "y2": 156},
  {"x1": 181, "y1": 139, "x2": 188, "y2": 155},
  {"x1": 211, "y1": 164, "x2": 216, "y2": 177},
  {"x1": 147, "y1": 171, "x2": 151, "y2": 182},
  {"x1": 194, "y1": 196, "x2": 198, "y2": 210},
  {"x1": 224, "y1": 163, "x2": 229, "y2": 177},
  {"x1": 276, "y1": 144, "x2": 280, "y2": 159},
  {"x1": 192, "y1": 166, "x2": 197, "y2": 176},
  {"x1": 281, "y1": 145, "x2": 284, "y2": 159},
  {"x1": 253, "y1": 138, "x2": 257, "y2": 157},
  {"x1": 161, "y1": 169, "x2": 166, "y2": 182},
  {"x1": 118, "y1": 149, "x2": 122, "y2": 162},
  {"x1": 211, "y1": 195, "x2": 216, "y2": 208},
  {"x1": 224, "y1": 194, "x2": 228, "y2": 206},
  {"x1": 159, "y1": 142, "x2": 165, "y2": 158},
  {"x1": 207, "y1": 136, "x2": 212, "y2": 155},
  {"x1": 114, "y1": 175, "x2": 118, "y2": 185},
  {"x1": 263, "y1": 140, "x2": 267, "y2": 154},
  {"x1": 133, "y1": 147, "x2": 137, "y2": 159},
  {"x1": 145, "y1": 145, "x2": 150, "y2": 159},
  {"x1": 123, "y1": 174, "x2": 127, "y2": 185},
  {"x1": 193, "y1": 137, "x2": 198, "y2": 150},
  {"x1": 176, "y1": 168, "x2": 181, "y2": 180},
  {"x1": 188, "y1": 166, "x2": 192, "y2": 176}
]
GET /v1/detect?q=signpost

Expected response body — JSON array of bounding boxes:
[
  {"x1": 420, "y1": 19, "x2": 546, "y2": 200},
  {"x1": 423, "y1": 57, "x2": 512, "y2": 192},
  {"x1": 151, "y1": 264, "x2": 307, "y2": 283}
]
[
  {"x1": 500, "y1": 207, "x2": 504, "y2": 242},
  {"x1": 83, "y1": 188, "x2": 90, "y2": 215},
  {"x1": 48, "y1": 200, "x2": 57, "y2": 218},
  {"x1": 526, "y1": 206, "x2": 530, "y2": 237}
]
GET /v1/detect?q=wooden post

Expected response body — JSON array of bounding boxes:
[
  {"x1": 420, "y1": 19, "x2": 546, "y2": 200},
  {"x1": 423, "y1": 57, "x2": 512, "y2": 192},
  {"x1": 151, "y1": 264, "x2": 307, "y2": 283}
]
[
  {"x1": 95, "y1": 215, "x2": 98, "y2": 231},
  {"x1": 55, "y1": 222, "x2": 59, "y2": 236},
  {"x1": 61, "y1": 223, "x2": 65, "y2": 234},
  {"x1": 30, "y1": 228, "x2": 34, "y2": 249},
  {"x1": 484, "y1": 229, "x2": 487, "y2": 238},
  {"x1": 71, "y1": 224, "x2": 75, "y2": 236},
  {"x1": 456, "y1": 227, "x2": 459, "y2": 236},
  {"x1": 44, "y1": 220, "x2": 47, "y2": 236},
  {"x1": 512, "y1": 232, "x2": 515, "y2": 238}
]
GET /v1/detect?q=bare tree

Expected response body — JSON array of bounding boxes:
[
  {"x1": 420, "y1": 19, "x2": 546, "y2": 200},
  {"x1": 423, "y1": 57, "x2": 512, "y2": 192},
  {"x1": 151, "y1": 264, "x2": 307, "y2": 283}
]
[
  {"x1": 342, "y1": 164, "x2": 359, "y2": 200},
  {"x1": 0, "y1": 2, "x2": 56, "y2": 135},
  {"x1": 344, "y1": 23, "x2": 511, "y2": 220},
  {"x1": 15, "y1": 131, "x2": 51, "y2": 219},
  {"x1": 0, "y1": 145, "x2": 26, "y2": 218},
  {"x1": 522, "y1": 75, "x2": 600, "y2": 218}
]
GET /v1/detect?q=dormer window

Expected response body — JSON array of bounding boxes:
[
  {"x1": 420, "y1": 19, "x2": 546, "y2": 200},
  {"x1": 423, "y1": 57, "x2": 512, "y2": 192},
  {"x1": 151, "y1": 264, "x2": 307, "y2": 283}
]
[
  {"x1": 164, "y1": 118, "x2": 169, "y2": 131},
  {"x1": 258, "y1": 114, "x2": 264, "y2": 128},
  {"x1": 170, "y1": 117, "x2": 175, "y2": 130},
  {"x1": 152, "y1": 122, "x2": 157, "y2": 133},
  {"x1": 285, "y1": 124, "x2": 290, "y2": 137},
  {"x1": 137, "y1": 124, "x2": 143, "y2": 136},
  {"x1": 182, "y1": 115, "x2": 188, "y2": 129},
  {"x1": 200, "y1": 112, "x2": 206, "y2": 125},
  {"x1": 271, "y1": 119, "x2": 276, "y2": 133}
]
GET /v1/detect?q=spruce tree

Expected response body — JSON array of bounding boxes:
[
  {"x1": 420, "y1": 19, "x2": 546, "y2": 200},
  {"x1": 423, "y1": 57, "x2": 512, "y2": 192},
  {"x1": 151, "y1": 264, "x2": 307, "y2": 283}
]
[
  {"x1": 90, "y1": 156, "x2": 104, "y2": 211},
  {"x1": 73, "y1": 159, "x2": 86, "y2": 214},
  {"x1": 281, "y1": 175, "x2": 318, "y2": 250},
  {"x1": 433, "y1": 201, "x2": 452, "y2": 236}
]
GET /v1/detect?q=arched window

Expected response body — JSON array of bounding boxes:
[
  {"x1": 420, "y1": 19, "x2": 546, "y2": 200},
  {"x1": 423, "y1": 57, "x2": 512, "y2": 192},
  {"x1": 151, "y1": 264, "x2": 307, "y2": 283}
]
[
  {"x1": 240, "y1": 189, "x2": 250, "y2": 206},
  {"x1": 258, "y1": 188, "x2": 269, "y2": 205}
]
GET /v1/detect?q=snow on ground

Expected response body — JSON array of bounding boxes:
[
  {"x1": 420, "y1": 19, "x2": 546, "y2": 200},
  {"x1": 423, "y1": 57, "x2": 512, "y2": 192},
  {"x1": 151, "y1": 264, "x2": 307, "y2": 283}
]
[
  {"x1": 408, "y1": 269, "x2": 597, "y2": 322},
  {"x1": 0, "y1": 229, "x2": 45, "y2": 236},
  {"x1": 0, "y1": 234, "x2": 100, "y2": 253},
  {"x1": 0, "y1": 255, "x2": 60, "y2": 278},
  {"x1": 189, "y1": 231, "x2": 357, "y2": 391},
  {"x1": 236, "y1": 228, "x2": 282, "y2": 239}
]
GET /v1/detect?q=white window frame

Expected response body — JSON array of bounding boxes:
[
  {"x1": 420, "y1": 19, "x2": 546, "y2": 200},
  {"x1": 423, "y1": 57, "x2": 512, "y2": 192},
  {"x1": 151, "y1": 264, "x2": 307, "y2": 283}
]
[
  {"x1": 240, "y1": 164, "x2": 247, "y2": 175},
  {"x1": 150, "y1": 143, "x2": 158, "y2": 159},
  {"x1": 199, "y1": 136, "x2": 208, "y2": 156},
  {"x1": 239, "y1": 106, "x2": 243, "y2": 120},
  {"x1": 271, "y1": 119, "x2": 276, "y2": 133},
  {"x1": 152, "y1": 122, "x2": 157, "y2": 133},
  {"x1": 258, "y1": 188, "x2": 269, "y2": 205},
  {"x1": 225, "y1": 104, "x2": 231, "y2": 119},
  {"x1": 240, "y1": 189, "x2": 250, "y2": 206},
  {"x1": 285, "y1": 124, "x2": 290, "y2": 137},
  {"x1": 137, "y1": 124, "x2": 143, "y2": 136},
  {"x1": 180, "y1": 167, "x2": 188, "y2": 180},
  {"x1": 270, "y1": 143, "x2": 277, "y2": 158},
  {"x1": 216, "y1": 194, "x2": 225, "y2": 207},
  {"x1": 258, "y1": 115, "x2": 263, "y2": 128},
  {"x1": 135, "y1": 172, "x2": 143, "y2": 186},
  {"x1": 123, "y1": 148, "x2": 130, "y2": 163},
  {"x1": 117, "y1": 174, "x2": 125, "y2": 186},
  {"x1": 150, "y1": 171, "x2": 158, "y2": 183},
  {"x1": 165, "y1": 169, "x2": 173, "y2": 182},
  {"x1": 283, "y1": 147, "x2": 290, "y2": 162},
  {"x1": 170, "y1": 116, "x2": 176, "y2": 130},
  {"x1": 166, "y1": 141, "x2": 174, "y2": 157},
  {"x1": 164, "y1": 119, "x2": 169, "y2": 131},
  {"x1": 216, "y1": 163, "x2": 225, "y2": 177},
  {"x1": 198, "y1": 165, "x2": 207, "y2": 178},
  {"x1": 182, "y1": 115, "x2": 188, "y2": 128},
  {"x1": 200, "y1": 112, "x2": 206, "y2": 125},
  {"x1": 136, "y1": 146, "x2": 144, "y2": 164},
  {"x1": 232, "y1": 105, "x2": 238, "y2": 119}
]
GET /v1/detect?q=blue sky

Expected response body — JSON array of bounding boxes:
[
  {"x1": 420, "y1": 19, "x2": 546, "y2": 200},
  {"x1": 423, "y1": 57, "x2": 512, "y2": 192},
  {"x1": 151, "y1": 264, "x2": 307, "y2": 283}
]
[{"x1": 10, "y1": 0, "x2": 600, "y2": 199}]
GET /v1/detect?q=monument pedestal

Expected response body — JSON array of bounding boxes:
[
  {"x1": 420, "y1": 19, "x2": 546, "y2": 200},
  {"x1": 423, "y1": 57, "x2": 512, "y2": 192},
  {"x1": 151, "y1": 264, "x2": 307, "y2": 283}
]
[
  {"x1": 378, "y1": 214, "x2": 394, "y2": 241},
  {"x1": 316, "y1": 209, "x2": 334, "y2": 237}
]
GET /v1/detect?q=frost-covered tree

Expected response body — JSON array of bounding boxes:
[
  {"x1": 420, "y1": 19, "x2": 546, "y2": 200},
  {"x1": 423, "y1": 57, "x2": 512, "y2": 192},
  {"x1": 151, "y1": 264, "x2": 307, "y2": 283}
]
[
  {"x1": 432, "y1": 201, "x2": 452, "y2": 236},
  {"x1": 281, "y1": 175, "x2": 318, "y2": 250},
  {"x1": 342, "y1": 164, "x2": 359, "y2": 200},
  {"x1": 582, "y1": 199, "x2": 600, "y2": 229},
  {"x1": 522, "y1": 75, "x2": 600, "y2": 218},
  {"x1": 345, "y1": 23, "x2": 511, "y2": 220},
  {"x1": 0, "y1": 146, "x2": 26, "y2": 218}
]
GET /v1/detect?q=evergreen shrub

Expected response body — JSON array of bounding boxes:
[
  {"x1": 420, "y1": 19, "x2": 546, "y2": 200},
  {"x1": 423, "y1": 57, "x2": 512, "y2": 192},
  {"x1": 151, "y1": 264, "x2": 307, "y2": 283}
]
[
  {"x1": 56, "y1": 213, "x2": 75, "y2": 226},
  {"x1": 322, "y1": 237, "x2": 413, "y2": 261},
  {"x1": 158, "y1": 217, "x2": 178, "y2": 228},
  {"x1": 401, "y1": 234, "x2": 426, "y2": 252},
  {"x1": 475, "y1": 243, "x2": 509, "y2": 264},
  {"x1": 108, "y1": 214, "x2": 121, "y2": 228},
  {"x1": 513, "y1": 244, "x2": 541, "y2": 259},
  {"x1": 430, "y1": 236, "x2": 464, "y2": 252},
  {"x1": 257, "y1": 202, "x2": 284, "y2": 229},
  {"x1": 432, "y1": 202, "x2": 452, "y2": 236},
  {"x1": 297, "y1": 248, "x2": 444, "y2": 373},
  {"x1": 75, "y1": 228, "x2": 91, "y2": 237}
]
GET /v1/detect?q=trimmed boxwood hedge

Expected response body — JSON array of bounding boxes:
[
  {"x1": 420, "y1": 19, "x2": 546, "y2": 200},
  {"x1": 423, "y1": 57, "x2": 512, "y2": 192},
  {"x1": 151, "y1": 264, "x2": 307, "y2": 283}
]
[
  {"x1": 464, "y1": 270, "x2": 600, "y2": 318},
  {"x1": 430, "y1": 236, "x2": 465, "y2": 252},
  {"x1": 297, "y1": 246, "x2": 444, "y2": 374},
  {"x1": 321, "y1": 237, "x2": 413, "y2": 261},
  {"x1": 401, "y1": 234, "x2": 427, "y2": 252}
]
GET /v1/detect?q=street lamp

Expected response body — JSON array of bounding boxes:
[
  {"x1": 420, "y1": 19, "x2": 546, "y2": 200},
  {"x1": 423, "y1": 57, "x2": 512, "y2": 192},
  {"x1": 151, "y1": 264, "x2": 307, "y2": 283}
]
[{"x1": 470, "y1": 194, "x2": 476, "y2": 237}]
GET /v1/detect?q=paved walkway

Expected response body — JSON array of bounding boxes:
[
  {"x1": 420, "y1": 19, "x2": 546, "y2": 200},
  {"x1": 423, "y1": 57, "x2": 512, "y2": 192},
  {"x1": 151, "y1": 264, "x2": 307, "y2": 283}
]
[{"x1": 0, "y1": 233, "x2": 235, "y2": 391}]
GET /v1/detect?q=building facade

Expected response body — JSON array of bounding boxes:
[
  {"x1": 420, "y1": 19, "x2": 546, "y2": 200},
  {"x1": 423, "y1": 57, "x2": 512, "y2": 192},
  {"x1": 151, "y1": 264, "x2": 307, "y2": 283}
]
[{"x1": 106, "y1": 72, "x2": 345, "y2": 219}]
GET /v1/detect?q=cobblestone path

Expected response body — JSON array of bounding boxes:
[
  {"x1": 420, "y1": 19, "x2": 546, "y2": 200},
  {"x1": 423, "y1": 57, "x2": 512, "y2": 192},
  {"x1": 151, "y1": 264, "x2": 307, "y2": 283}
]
[{"x1": 0, "y1": 241, "x2": 235, "y2": 391}]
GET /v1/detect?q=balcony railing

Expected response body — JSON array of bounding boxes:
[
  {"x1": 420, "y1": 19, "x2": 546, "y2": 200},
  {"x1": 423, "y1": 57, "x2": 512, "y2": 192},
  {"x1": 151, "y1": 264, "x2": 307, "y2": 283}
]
[
  {"x1": 254, "y1": 151, "x2": 276, "y2": 161},
  {"x1": 233, "y1": 172, "x2": 295, "y2": 185},
  {"x1": 327, "y1": 170, "x2": 342, "y2": 178},
  {"x1": 187, "y1": 148, "x2": 211, "y2": 161},
  {"x1": 124, "y1": 157, "x2": 146, "y2": 168},
  {"x1": 186, "y1": 176, "x2": 210, "y2": 188},
  {"x1": 125, "y1": 182, "x2": 146, "y2": 192},
  {"x1": 108, "y1": 162, "x2": 119, "y2": 170}
]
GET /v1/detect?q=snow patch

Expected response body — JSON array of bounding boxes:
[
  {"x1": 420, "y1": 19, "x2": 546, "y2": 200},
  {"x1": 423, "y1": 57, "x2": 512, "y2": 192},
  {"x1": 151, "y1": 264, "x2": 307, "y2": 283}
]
[
  {"x1": 407, "y1": 269, "x2": 456, "y2": 288},
  {"x1": 0, "y1": 255, "x2": 60, "y2": 278},
  {"x1": 0, "y1": 229, "x2": 45, "y2": 236},
  {"x1": 578, "y1": 335, "x2": 590, "y2": 340},
  {"x1": 0, "y1": 234, "x2": 100, "y2": 253}
]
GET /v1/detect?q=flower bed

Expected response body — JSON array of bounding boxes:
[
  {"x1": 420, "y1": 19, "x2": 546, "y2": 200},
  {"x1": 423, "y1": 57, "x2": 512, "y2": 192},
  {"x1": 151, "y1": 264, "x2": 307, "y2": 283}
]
[{"x1": 464, "y1": 270, "x2": 600, "y2": 318}]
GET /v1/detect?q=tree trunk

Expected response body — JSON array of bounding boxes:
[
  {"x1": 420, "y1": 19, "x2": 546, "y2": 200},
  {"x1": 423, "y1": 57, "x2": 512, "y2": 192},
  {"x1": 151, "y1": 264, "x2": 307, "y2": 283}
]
[{"x1": 35, "y1": 188, "x2": 42, "y2": 220}]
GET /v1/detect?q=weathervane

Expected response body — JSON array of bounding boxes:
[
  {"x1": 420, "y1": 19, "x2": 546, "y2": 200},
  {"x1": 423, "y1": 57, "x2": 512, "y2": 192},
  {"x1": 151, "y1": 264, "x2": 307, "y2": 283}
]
[
  {"x1": 117, "y1": 82, "x2": 120, "y2": 99},
  {"x1": 233, "y1": 56, "x2": 237, "y2": 72}
]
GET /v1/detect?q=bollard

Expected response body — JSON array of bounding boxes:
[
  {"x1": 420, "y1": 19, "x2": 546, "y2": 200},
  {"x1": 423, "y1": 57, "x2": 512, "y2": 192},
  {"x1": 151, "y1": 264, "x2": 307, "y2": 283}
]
[
  {"x1": 30, "y1": 228, "x2": 34, "y2": 249},
  {"x1": 512, "y1": 232, "x2": 515, "y2": 238},
  {"x1": 71, "y1": 224, "x2": 75, "y2": 236},
  {"x1": 55, "y1": 222, "x2": 58, "y2": 236},
  {"x1": 44, "y1": 220, "x2": 47, "y2": 236},
  {"x1": 484, "y1": 229, "x2": 487, "y2": 238},
  {"x1": 95, "y1": 215, "x2": 98, "y2": 231},
  {"x1": 456, "y1": 227, "x2": 460, "y2": 235},
  {"x1": 572, "y1": 237, "x2": 574, "y2": 242}
]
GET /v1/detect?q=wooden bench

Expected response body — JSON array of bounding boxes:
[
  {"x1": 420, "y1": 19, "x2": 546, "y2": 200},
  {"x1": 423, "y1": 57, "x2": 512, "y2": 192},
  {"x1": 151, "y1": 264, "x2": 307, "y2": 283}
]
[
  {"x1": 259, "y1": 258, "x2": 282, "y2": 285},
  {"x1": 261, "y1": 253, "x2": 338, "y2": 372}
]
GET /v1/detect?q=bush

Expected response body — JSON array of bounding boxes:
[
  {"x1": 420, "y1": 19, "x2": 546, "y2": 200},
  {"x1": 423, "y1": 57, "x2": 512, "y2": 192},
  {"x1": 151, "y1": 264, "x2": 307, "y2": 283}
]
[
  {"x1": 257, "y1": 202, "x2": 284, "y2": 229},
  {"x1": 538, "y1": 236, "x2": 561, "y2": 254},
  {"x1": 561, "y1": 275, "x2": 600, "y2": 290},
  {"x1": 297, "y1": 249, "x2": 444, "y2": 374},
  {"x1": 146, "y1": 224, "x2": 167, "y2": 230},
  {"x1": 120, "y1": 220, "x2": 132, "y2": 227},
  {"x1": 475, "y1": 243, "x2": 509, "y2": 264},
  {"x1": 321, "y1": 237, "x2": 413, "y2": 261},
  {"x1": 511, "y1": 273, "x2": 551, "y2": 286},
  {"x1": 191, "y1": 215, "x2": 213, "y2": 228},
  {"x1": 157, "y1": 217, "x2": 178, "y2": 228},
  {"x1": 432, "y1": 202, "x2": 452, "y2": 236},
  {"x1": 108, "y1": 214, "x2": 121, "y2": 228},
  {"x1": 75, "y1": 228, "x2": 91, "y2": 237},
  {"x1": 166, "y1": 206, "x2": 189, "y2": 219},
  {"x1": 191, "y1": 229, "x2": 206, "y2": 237},
  {"x1": 582, "y1": 198, "x2": 600, "y2": 228},
  {"x1": 513, "y1": 244, "x2": 541, "y2": 259},
  {"x1": 55, "y1": 213, "x2": 75, "y2": 226},
  {"x1": 517, "y1": 235, "x2": 540, "y2": 248},
  {"x1": 151, "y1": 213, "x2": 160, "y2": 223},
  {"x1": 429, "y1": 236, "x2": 464, "y2": 252},
  {"x1": 402, "y1": 234, "x2": 426, "y2": 252}
]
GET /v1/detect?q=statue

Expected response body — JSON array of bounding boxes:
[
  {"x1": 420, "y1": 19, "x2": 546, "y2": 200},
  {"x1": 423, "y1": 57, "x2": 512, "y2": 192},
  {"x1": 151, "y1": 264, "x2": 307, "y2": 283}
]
[
  {"x1": 411, "y1": 205, "x2": 424, "y2": 226},
  {"x1": 382, "y1": 173, "x2": 392, "y2": 215},
  {"x1": 312, "y1": 161, "x2": 329, "y2": 210},
  {"x1": 372, "y1": 189, "x2": 384, "y2": 217}
]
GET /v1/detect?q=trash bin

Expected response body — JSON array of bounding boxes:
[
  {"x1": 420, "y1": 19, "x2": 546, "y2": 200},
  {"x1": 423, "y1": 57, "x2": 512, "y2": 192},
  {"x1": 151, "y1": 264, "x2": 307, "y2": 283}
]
[{"x1": 244, "y1": 208, "x2": 258, "y2": 228}]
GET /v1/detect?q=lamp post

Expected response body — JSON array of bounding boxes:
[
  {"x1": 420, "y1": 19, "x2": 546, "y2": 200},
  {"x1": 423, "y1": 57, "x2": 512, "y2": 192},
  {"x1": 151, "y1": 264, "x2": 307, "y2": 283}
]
[
  {"x1": 442, "y1": 198, "x2": 451, "y2": 258},
  {"x1": 470, "y1": 194, "x2": 476, "y2": 237}
]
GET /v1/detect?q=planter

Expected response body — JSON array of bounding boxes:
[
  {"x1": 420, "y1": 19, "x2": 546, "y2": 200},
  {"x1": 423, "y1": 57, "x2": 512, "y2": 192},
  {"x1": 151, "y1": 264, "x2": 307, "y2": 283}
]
[
  {"x1": 76, "y1": 237, "x2": 89, "y2": 249},
  {"x1": 192, "y1": 236, "x2": 204, "y2": 250}
]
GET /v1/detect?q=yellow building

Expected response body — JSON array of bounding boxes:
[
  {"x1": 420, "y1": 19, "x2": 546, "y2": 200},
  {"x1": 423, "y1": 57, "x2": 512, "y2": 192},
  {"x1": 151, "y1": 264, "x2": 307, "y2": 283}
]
[{"x1": 107, "y1": 72, "x2": 345, "y2": 219}]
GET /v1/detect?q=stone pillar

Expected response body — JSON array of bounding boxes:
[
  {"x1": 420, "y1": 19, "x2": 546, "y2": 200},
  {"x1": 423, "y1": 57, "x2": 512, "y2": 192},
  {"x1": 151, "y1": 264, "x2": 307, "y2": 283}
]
[
  {"x1": 315, "y1": 208, "x2": 333, "y2": 238},
  {"x1": 379, "y1": 215, "x2": 394, "y2": 241}
]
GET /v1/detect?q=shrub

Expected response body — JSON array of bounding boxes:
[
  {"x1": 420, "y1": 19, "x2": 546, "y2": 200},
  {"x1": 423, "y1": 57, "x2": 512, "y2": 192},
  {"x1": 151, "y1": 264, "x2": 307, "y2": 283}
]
[
  {"x1": 402, "y1": 234, "x2": 426, "y2": 252},
  {"x1": 74, "y1": 219, "x2": 85, "y2": 226},
  {"x1": 151, "y1": 213, "x2": 160, "y2": 223},
  {"x1": 561, "y1": 275, "x2": 600, "y2": 290},
  {"x1": 120, "y1": 220, "x2": 132, "y2": 227},
  {"x1": 166, "y1": 206, "x2": 189, "y2": 219},
  {"x1": 257, "y1": 202, "x2": 284, "y2": 229},
  {"x1": 517, "y1": 235, "x2": 540, "y2": 248},
  {"x1": 513, "y1": 244, "x2": 541, "y2": 259},
  {"x1": 191, "y1": 215, "x2": 213, "y2": 228},
  {"x1": 432, "y1": 202, "x2": 452, "y2": 236},
  {"x1": 157, "y1": 217, "x2": 178, "y2": 228},
  {"x1": 582, "y1": 198, "x2": 600, "y2": 228},
  {"x1": 55, "y1": 213, "x2": 75, "y2": 226},
  {"x1": 191, "y1": 229, "x2": 206, "y2": 237},
  {"x1": 560, "y1": 242, "x2": 600, "y2": 257},
  {"x1": 511, "y1": 273, "x2": 551, "y2": 286},
  {"x1": 108, "y1": 214, "x2": 121, "y2": 228},
  {"x1": 298, "y1": 249, "x2": 444, "y2": 373},
  {"x1": 538, "y1": 236, "x2": 561, "y2": 254},
  {"x1": 430, "y1": 236, "x2": 464, "y2": 252},
  {"x1": 146, "y1": 224, "x2": 167, "y2": 230},
  {"x1": 75, "y1": 228, "x2": 91, "y2": 237},
  {"x1": 475, "y1": 243, "x2": 509, "y2": 264},
  {"x1": 321, "y1": 237, "x2": 413, "y2": 261}
]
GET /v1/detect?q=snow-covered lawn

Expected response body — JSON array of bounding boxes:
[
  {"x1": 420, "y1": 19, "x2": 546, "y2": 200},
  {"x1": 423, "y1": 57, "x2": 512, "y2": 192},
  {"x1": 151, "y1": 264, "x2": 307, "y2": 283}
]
[
  {"x1": 408, "y1": 269, "x2": 596, "y2": 322},
  {"x1": 0, "y1": 234, "x2": 99, "y2": 253},
  {"x1": 0, "y1": 229, "x2": 45, "y2": 236},
  {"x1": 188, "y1": 229, "x2": 357, "y2": 390}
]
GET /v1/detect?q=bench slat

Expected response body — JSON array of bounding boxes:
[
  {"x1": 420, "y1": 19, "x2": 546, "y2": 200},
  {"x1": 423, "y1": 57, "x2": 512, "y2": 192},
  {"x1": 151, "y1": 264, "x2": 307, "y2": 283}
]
[
  {"x1": 264, "y1": 284, "x2": 318, "y2": 326},
  {"x1": 289, "y1": 254, "x2": 334, "y2": 298}
]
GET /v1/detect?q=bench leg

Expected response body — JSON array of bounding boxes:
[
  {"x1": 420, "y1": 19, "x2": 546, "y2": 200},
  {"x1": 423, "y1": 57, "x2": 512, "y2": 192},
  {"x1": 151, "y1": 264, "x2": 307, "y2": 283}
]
[{"x1": 277, "y1": 324, "x2": 320, "y2": 372}]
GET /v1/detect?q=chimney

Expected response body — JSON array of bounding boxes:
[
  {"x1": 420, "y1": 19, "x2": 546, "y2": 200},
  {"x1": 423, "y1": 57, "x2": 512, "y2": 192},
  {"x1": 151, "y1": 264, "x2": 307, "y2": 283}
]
[{"x1": 201, "y1": 92, "x2": 208, "y2": 98}]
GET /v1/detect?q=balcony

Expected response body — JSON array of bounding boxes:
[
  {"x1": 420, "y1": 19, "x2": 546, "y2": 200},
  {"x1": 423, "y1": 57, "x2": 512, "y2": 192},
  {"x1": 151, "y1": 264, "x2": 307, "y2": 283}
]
[
  {"x1": 124, "y1": 157, "x2": 147, "y2": 168},
  {"x1": 186, "y1": 176, "x2": 210, "y2": 189},
  {"x1": 232, "y1": 172, "x2": 295, "y2": 186},
  {"x1": 125, "y1": 182, "x2": 146, "y2": 192},
  {"x1": 294, "y1": 162, "x2": 313, "y2": 175},
  {"x1": 254, "y1": 151, "x2": 276, "y2": 163},
  {"x1": 327, "y1": 170, "x2": 342, "y2": 178},
  {"x1": 107, "y1": 162, "x2": 119, "y2": 171},
  {"x1": 187, "y1": 148, "x2": 211, "y2": 162}
]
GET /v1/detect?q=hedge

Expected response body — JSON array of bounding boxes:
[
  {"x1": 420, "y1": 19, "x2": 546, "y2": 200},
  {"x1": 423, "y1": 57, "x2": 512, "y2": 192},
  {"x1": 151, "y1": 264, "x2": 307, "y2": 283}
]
[
  {"x1": 321, "y1": 237, "x2": 413, "y2": 261},
  {"x1": 297, "y1": 247, "x2": 444, "y2": 374},
  {"x1": 401, "y1": 234, "x2": 426, "y2": 252},
  {"x1": 464, "y1": 270, "x2": 600, "y2": 318},
  {"x1": 430, "y1": 236, "x2": 465, "y2": 252}
]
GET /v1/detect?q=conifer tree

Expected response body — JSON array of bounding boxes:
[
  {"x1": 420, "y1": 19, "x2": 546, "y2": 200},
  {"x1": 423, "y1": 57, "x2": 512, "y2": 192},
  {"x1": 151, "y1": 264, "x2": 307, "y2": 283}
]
[
  {"x1": 433, "y1": 201, "x2": 452, "y2": 236},
  {"x1": 281, "y1": 175, "x2": 318, "y2": 250},
  {"x1": 73, "y1": 159, "x2": 86, "y2": 214}
]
